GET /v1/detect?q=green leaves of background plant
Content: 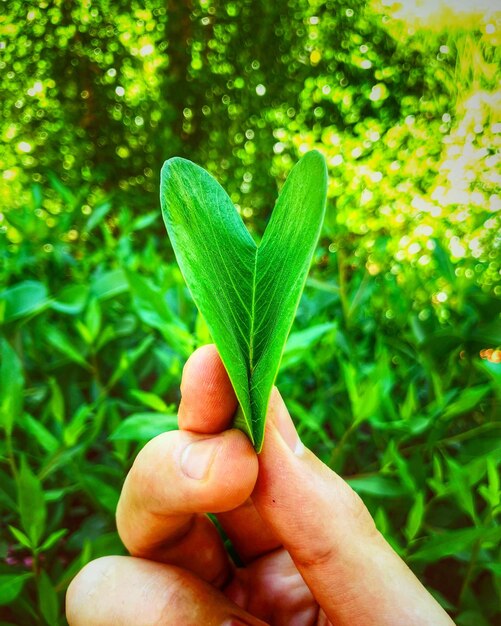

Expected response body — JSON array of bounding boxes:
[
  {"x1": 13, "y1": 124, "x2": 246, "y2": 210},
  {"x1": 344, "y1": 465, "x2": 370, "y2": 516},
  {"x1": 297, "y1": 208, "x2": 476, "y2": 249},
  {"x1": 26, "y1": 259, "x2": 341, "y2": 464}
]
[
  {"x1": 18, "y1": 457, "x2": 46, "y2": 548},
  {"x1": 161, "y1": 151, "x2": 327, "y2": 450}
]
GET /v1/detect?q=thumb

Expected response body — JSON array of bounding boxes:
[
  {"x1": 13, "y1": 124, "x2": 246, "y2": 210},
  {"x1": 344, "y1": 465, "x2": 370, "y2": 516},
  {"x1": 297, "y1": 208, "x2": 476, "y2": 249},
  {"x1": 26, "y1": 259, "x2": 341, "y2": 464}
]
[{"x1": 252, "y1": 389, "x2": 454, "y2": 626}]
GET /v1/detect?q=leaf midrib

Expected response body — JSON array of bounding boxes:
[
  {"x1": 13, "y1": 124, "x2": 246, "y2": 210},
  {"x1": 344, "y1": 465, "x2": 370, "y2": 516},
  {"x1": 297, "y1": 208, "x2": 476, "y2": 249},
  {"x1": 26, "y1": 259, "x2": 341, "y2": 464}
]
[{"x1": 248, "y1": 248, "x2": 259, "y2": 377}]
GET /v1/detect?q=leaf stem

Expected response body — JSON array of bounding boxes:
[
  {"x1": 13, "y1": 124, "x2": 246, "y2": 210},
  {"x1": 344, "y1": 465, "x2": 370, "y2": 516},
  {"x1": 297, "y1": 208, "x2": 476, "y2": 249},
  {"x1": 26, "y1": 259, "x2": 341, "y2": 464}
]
[
  {"x1": 337, "y1": 248, "x2": 351, "y2": 326},
  {"x1": 459, "y1": 536, "x2": 481, "y2": 606},
  {"x1": 5, "y1": 428, "x2": 19, "y2": 481},
  {"x1": 329, "y1": 421, "x2": 359, "y2": 471}
]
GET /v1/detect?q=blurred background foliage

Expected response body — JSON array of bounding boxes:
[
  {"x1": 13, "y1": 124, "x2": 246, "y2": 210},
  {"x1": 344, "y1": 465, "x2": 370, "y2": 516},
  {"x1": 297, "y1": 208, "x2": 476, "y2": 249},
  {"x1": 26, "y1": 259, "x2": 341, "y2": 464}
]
[{"x1": 0, "y1": 0, "x2": 500, "y2": 624}]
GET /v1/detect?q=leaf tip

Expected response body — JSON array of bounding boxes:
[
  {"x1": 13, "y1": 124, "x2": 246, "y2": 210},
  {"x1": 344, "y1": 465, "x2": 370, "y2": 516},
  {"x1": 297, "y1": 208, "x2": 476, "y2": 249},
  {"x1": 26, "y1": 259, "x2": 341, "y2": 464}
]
[
  {"x1": 160, "y1": 156, "x2": 183, "y2": 183},
  {"x1": 302, "y1": 149, "x2": 326, "y2": 167},
  {"x1": 296, "y1": 150, "x2": 328, "y2": 188}
]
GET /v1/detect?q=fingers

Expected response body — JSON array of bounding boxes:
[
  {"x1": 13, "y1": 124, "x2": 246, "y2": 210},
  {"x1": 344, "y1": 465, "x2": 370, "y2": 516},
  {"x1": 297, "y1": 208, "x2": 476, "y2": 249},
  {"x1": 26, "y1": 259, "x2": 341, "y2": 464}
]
[
  {"x1": 177, "y1": 345, "x2": 282, "y2": 563},
  {"x1": 116, "y1": 427, "x2": 257, "y2": 585},
  {"x1": 179, "y1": 344, "x2": 238, "y2": 432},
  {"x1": 216, "y1": 498, "x2": 281, "y2": 563},
  {"x1": 253, "y1": 391, "x2": 455, "y2": 626},
  {"x1": 66, "y1": 556, "x2": 267, "y2": 626}
]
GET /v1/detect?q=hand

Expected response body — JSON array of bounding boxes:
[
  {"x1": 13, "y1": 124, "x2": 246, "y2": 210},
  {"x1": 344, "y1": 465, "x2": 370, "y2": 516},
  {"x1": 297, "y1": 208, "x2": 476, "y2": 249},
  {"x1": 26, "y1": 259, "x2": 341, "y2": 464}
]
[{"x1": 66, "y1": 345, "x2": 455, "y2": 626}]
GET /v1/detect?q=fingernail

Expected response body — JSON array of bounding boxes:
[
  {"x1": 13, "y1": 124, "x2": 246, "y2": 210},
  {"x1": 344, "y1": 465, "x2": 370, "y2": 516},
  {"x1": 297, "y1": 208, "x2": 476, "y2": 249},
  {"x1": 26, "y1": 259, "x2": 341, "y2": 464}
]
[
  {"x1": 271, "y1": 389, "x2": 304, "y2": 456},
  {"x1": 181, "y1": 437, "x2": 222, "y2": 479}
]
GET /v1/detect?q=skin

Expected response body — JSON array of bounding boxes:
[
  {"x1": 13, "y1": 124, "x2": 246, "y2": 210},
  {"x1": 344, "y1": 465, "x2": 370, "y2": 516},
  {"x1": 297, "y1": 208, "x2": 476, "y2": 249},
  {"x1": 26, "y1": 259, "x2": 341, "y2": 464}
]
[{"x1": 66, "y1": 344, "x2": 456, "y2": 626}]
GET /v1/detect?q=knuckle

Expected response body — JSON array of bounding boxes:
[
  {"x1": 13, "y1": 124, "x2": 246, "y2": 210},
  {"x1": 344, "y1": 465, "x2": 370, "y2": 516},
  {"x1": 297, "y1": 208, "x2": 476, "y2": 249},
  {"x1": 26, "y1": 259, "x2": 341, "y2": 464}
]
[
  {"x1": 342, "y1": 485, "x2": 378, "y2": 537},
  {"x1": 293, "y1": 542, "x2": 337, "y2": 570},
  {"x1": 66, "y1": 556, "x2": 121, "y2": 624}
]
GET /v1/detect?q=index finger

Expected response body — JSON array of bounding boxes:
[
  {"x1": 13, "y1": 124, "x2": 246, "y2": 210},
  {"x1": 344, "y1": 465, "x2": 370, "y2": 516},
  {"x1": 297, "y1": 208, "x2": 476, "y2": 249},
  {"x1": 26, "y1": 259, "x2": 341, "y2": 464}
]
[
  {"x1": 116, "y1": 428, "x2": 257, "y2": 585},
  {"x1": 178, "y1": 345, "x2": 282, "y2": 563},
  {"x1": 178, "y1": 343, "x2": 238, "y2": 433}
]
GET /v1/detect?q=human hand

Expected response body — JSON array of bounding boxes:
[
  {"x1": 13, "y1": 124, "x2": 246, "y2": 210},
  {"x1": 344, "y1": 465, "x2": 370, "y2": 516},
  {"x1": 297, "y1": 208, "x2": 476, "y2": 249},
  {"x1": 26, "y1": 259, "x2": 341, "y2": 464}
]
[{"x1": 66, "y1": 345, "x2": 455, "y2": 625}]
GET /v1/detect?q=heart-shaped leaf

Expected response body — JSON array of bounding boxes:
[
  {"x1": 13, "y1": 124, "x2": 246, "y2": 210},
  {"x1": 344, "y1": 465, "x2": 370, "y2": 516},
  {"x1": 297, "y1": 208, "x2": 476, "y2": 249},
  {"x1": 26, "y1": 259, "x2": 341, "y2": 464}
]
[{"x1": 160, "y1": 151, "x2": 327, "y2": 451}]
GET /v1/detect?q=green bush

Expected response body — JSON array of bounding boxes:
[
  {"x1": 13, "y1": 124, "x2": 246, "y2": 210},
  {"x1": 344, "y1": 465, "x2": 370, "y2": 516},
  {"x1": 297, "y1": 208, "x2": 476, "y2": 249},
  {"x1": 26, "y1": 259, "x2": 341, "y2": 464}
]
[{"x1": 0, "y1": 1, "x2": 500, "y2": 624}]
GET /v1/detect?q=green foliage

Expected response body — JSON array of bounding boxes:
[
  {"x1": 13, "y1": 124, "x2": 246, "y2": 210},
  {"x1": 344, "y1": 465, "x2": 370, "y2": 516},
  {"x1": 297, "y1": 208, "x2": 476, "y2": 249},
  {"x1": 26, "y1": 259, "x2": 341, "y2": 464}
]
[
  {"x1": 0, "y1": 1, "x2": 500, "y2": 624},
  {"x1": 161, "y1": 152, "x2": 327, "y2": 450}
]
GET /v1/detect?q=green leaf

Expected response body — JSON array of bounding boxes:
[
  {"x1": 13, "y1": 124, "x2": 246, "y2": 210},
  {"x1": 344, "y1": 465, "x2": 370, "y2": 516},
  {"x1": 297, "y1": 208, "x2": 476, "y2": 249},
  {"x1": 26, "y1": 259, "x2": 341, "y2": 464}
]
[
  {"x1": 456, "y1": 610, "x2": 492, "y2": 626},
  {"x1": 75, "y1": 319, "x2": 93, "y2": 344},
  {"x1": 51, "y1": 284, "x2": 89, "y2": 315},
  {"x1": 0, "y1": 339, "x2": 24, "y2": 436},
  {"x1": 476, "y1": 359, "x2": 501, "y2": 389},
  {"x1": 91, "y1": 268, "x2": 129, "y2": 300},
  {"x1": 63, "y1": 405, "x2": 93, "y2": 447},
  {"x1": 21, "y1": 414, "x2": 59, "y2": 454},
  {"x1": 280, "y1": 322, "x2": 336, "y2": 372},
  {"x1": 130, "y1": 211, "x2": 159, "y2": 231},
  {"x1": 129, "y1": 390, "x2": 170, "y2": 413},
  {"x1": 484, "y1": 457, "x2": 500, "y2": 507},
  {"x1": 444, "y1": 456, "x2": 479, "y2": 522},
  {"x1": 48, "y1": 378, "x2": 65, "y2": 423},
  {"x1": 0, "y1": 281, "x2": 48, "y2": 323},
  {"x1": 47, "y1": 171, "x2": 76, "y2": 204},
  {"x1": 0, "y1": 573, "x2": 32, "y2": 605},
  {"x1": 45, "y1": 488, "x2": 72, "y2": 502},
  {"x1": 18, "y1": 457, "x2": 47, "y2": 547},
  {"x1": 441, "y1": 384, "x2": 490, "y2": 420},
  {"x1": 405, "y1": 492, "x2": 425, "y2": 541},
  {"x1": 39, "y1": 528, "x2": 68, "y2": 552},
  {"x1": 0, "y1": 473, "x2": 17, "y2": 510},
  {"x1": 125, "y1": 270, "x2": 193, "y2": 356},
  {"x1": 38, "y1": 569, "x2": 59, "y2": 626},
  {"x1": 80, "y1": 475, "x2": 119, "y2": 513},
  {"x1": 432, "y1": 238, "x2": 456, "y2": 284},
  {"x1": 45, "y1": 327, "x2": 90, "y2": 370},
  {"x1": 8, "y1": 525, "x2": 32, "y2": 549},
  {"x1": 347, "y1": 475, "x2": 409, "y2": 498},
  {"x1": 400, "y1": 383, "x2": 417, "y2": 421},
  {"x1": 409, "y1": 525, "x2": 501, "y2": 563},
  {"x1": 160, "y1": 151, "x2": 327, "y2": 450},
  {"x1": 484, "y1": 562, "x2": 501, "y2": 577},
  {"x1": 85, "y1": 201, "x2": 112, "y2": 232},
  {"x1": 107, "y1": 336, "x2": 155, "y2": 389},
  {"x1": 110, "y1": 412, "x2": 178, "y2": 441},
  {"x1": 85, "y1": 298, "x2": 102, "y2": 342}
]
